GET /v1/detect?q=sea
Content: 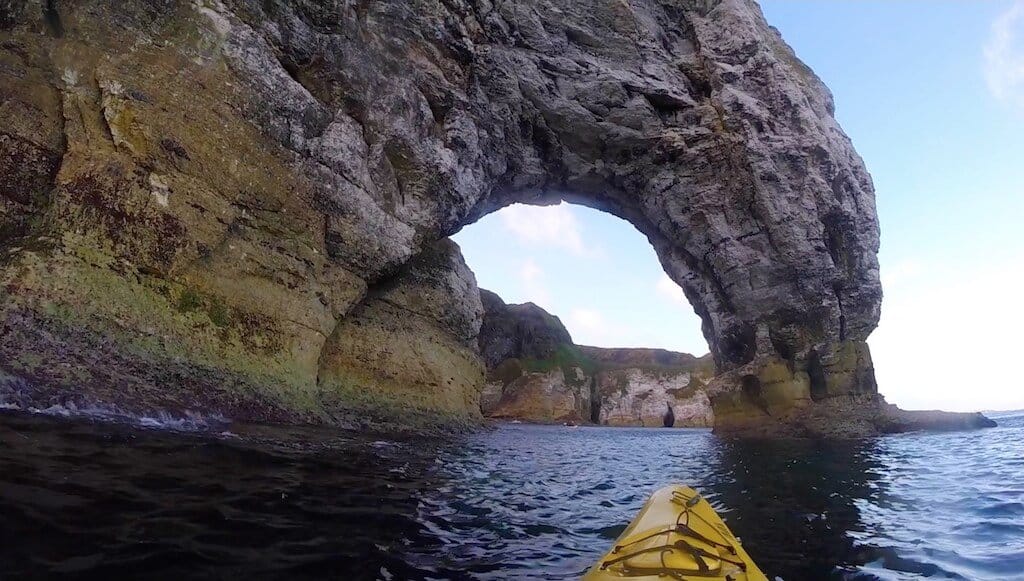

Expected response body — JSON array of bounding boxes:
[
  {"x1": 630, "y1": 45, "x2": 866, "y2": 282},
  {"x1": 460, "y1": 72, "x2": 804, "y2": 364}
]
[{"x1": 1, "y1": 407, "x2": 1022, "y2": 580}]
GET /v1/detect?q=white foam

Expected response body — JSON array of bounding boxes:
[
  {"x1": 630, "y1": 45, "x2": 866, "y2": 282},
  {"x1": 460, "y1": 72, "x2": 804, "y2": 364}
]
[{"x1": 0, "y1": 394, "x2": 229, "y2": 433}]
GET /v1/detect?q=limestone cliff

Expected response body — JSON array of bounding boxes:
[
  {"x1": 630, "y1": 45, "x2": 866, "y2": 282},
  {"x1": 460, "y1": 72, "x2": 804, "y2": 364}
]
[
  {"x1": 583, "y1": 347, "x2": 715, "y2": 427},
  {"x1": 0, "y1": 0, "x2": 981, "y2": 435},
  {"x1": 478, "y1": 292, "x2": 714, "y2": 427}
]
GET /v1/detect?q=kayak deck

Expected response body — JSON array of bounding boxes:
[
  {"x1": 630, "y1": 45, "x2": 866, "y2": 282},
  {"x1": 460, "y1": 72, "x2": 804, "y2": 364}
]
[{"x1": 583, "y1": 485, "x2": 768, "y2": 580}]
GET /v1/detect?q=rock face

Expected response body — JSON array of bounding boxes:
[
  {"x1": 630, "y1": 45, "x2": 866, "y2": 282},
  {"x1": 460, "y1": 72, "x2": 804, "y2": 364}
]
[
  {"x1": 316, "y1": 239, "x2": 485, "y2": 426},
  {"x1": 0, "y1": 0, "x2": 960, "y2": 435},
  {"x1": 478, "y1": 289, "x2": 572, "y2": 369},
  {"x1": 479, "y1": 292, "x2": 715, "y2": 427},
  {"x1": 879, "y1": 406, "x2": 997, "y2": 432},
  {"x1": 584, "y1": 346, "x2": 716, "y2": 427},
  {"x1": 593, "y1": 366, "x2": 714, "y2": 427}
]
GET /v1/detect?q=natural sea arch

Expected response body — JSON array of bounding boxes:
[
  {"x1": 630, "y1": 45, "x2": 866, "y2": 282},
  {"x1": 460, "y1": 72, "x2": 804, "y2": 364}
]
[
  {"x1": 443, "y1": 166, "x2": 879, "y2": 436},
  {"x1": 0, "y1": 0, "x2": 886, "y2": 435}
]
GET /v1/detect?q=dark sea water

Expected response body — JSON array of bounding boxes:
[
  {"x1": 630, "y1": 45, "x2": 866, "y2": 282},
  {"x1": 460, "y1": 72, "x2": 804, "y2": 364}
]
[{"x1": 1, "y1": 409, "x2": 1023, "y2": 581}]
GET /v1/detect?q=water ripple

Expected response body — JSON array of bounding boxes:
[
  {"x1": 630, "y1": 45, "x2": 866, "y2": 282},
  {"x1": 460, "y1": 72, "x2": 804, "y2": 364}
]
[{"x1": 1, "y1": 411, "x2": 1023, "y2": 579}]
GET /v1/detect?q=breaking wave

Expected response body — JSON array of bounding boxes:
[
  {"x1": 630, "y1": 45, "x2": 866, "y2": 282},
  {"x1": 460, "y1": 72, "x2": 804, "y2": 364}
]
[{"x1": 0, "y1": 385, "x2": 229, "y2": 432}]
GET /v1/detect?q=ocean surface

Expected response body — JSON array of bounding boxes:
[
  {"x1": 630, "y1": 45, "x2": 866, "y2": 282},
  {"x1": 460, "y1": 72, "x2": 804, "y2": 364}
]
[{"x1": 1, "y1": 408, "x2": 1022, "y2": 580}]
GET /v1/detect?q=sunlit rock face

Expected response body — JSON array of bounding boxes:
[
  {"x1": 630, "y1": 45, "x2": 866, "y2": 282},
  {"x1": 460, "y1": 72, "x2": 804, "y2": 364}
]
[
  {"x1": 592, "y1": 366, "x2": 714, "y2": 428},
  {"x1": 0, "y1": 0, "x2": 887, "y2": 433},
  {"x1": 478, "y1": 293, "x2": 715, "y2": 427}
]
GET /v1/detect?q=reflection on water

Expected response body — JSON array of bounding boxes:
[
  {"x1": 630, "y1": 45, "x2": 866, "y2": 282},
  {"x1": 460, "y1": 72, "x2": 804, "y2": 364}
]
[
  {"x1": 702, "y1": 438, "x2": 885, "y2": 579},
  {"x1": 1, "y1": 411, "x2": 1022, "y2": 580}
]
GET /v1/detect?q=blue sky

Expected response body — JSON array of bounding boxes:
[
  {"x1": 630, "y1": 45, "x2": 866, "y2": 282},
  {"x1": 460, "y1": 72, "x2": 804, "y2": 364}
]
[{"x1": 454, "y1": 1, "x2": 1024, "y2": 412}]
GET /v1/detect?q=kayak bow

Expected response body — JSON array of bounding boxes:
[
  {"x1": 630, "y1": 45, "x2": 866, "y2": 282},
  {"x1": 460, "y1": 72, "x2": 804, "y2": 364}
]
[{"x1": 583, "y1": 485, "x2": 767, "y2": 580}]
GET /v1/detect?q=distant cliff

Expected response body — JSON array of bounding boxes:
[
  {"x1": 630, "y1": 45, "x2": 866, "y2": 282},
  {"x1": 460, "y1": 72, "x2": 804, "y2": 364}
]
[{"x1": 478, "y1": 290, "x2": 714, "y2": 427}]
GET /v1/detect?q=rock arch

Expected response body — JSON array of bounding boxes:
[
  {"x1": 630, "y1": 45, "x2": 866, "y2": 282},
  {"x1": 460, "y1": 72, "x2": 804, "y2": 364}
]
[{"x1": 0, "y1": 0, "x2": 885, "y2": 434}]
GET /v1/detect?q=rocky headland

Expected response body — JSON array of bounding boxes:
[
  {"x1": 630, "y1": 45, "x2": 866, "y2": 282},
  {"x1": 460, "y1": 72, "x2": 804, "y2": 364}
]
[
  {"x1": 0, "y1": 0, "x2": 993, "y2": 436},
  {"x1": 479, "y1": 289, "x2": 715, "y2": 427}
]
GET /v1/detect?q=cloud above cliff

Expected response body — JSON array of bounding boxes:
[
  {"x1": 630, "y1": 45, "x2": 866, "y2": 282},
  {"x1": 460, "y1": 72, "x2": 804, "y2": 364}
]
[
  {"x1": 984, "y1": 1, "x2": 1024, "y2": 112},
  {"x1": 568, "y1": 308, "x2": 635, "y2": 347},
  {"x1": 518, "y1": 258, "x2": 552, "y2": 308},
  {"x1": 568, "y1": 308, "x2": 607, "y2": 336},
  {"x1": 500, "y1": 203, "x2": 595, "y2": 256}
]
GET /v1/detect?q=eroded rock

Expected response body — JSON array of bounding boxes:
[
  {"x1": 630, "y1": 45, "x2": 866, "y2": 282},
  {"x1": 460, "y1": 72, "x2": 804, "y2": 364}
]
[
  {"x1": 0, "y1": 0, "x2": 903, "y2": 433},
  {"x1": 478, "y1": 289, "x2": 573, "y2": 369},
  {"x1": 479, "y1": 293, "x2": 715, "y2": 427},
  {"x1": 317, "y1": 239, "x2": 486, "y2": 426}
]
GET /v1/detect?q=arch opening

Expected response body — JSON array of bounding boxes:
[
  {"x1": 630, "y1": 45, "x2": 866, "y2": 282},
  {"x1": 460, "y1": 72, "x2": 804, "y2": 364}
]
[
  {"x1": 453, "y1": 201, "x2": 709, "y2": 356},
  {"x1": 453, "y1": 202, "x2": 716, "y2": 428}
]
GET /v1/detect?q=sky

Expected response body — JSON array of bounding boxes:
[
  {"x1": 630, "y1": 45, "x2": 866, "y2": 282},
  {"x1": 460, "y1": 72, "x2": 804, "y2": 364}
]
[{"x1": 453, "y1": 1, "x2": 1024, "y2": 412}]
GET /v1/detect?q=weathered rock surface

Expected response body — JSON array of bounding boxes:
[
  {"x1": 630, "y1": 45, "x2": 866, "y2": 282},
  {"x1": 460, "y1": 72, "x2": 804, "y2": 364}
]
[
  {"x1": 478, "y1": 289, "x2": 572, "y2": 369},
  {"x1": 879, "y1": 406, "x2": 997, "y2": 433},
  {"x1": 479, "y1": 292, "x2": 714, "y2": 427},
  {"x1": 0, "y1": 0, "x2": 986, "y2": 434},
  {"x1": 592, "y1": 363, "x2": 715, "y2": 427},
  {"x1": 581, "y1": 346, "x2": 715, "y2": 427},
  {"x1": 317, "y1": 239, "x2": 485, "y2": 426},
  {"x1": 481, "y1": 353, "x2": 717, "y2": 427}
]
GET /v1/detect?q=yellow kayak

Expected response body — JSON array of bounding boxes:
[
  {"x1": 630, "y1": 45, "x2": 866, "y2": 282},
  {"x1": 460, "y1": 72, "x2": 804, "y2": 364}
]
[{"x1": 584, "y1": 485, "x2": 768, "y2": 580}]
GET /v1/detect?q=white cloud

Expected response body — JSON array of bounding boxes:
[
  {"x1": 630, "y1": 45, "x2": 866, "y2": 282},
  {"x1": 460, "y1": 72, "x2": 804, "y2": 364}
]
[
  {"x1": 567, "y1": 306, "x2": 707, "y2": 353},
  {"x1": 984, "y1": 1, "x2": 1024, "y2": 112},
  {"x1": 499, "y1": 203, "x2": 595, "y2": 256},
  {"x1": 879, "y1": 259, "x2": 923, "y2": 291},
  {"x1": 568, "y1": 308, "x2": 608, "y2": 336},
  {"x1": 655, "y1": 273, "x2": 689, "y2": 307},
  {"x1": 870, "y1": 253, "x2": 1024, "y2": 412},
  {"x1": 567, "y1": 307, "x2": 632, "y2": 347},
  {"x1": 518, "y1": 258, "x2": 552, "y2": 307}
]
